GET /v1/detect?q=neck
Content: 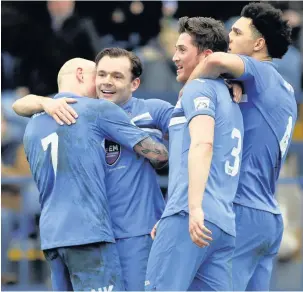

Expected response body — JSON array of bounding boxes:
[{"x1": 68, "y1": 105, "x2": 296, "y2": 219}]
[
  {"x1": 251, "y1": 51, "x2": 272, "y2": 62},
  {"x1": 117, "y1": 95, "x2": 132, "y2": 107}
]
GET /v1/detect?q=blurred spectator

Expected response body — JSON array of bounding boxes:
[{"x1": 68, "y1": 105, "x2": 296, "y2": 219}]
[
  {"x1": 1, "y1": 114, "x2": 31, "y2": 177},
  {"x1": 16, "y1": 0, "x2": 97, "y2": 96},
  {"x1": 162, "y1": 0, "x2": 178, "y2": 18},
  {"x1": 1, "y1": 52, "x2": 21, "y2": 92},
  {"x1": 135, "y1": 19, "x2": 182, "y2": 102},
  {"x1": 1, "y1": 184, "x2": 20, "y2": 285},
  {"x1": 175, "y1": 1, "x2": 247, "y2": 22},
  {"x1": 1, "y1": 112, "x2": 40, "y2": 285}
]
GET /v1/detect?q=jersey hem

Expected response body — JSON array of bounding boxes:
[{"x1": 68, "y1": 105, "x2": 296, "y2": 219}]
[
  {"x1": 114, "y1": 228, "x2": 155, "y2": 240},
  {"x1": 162, "y1": 209, "x2": 235, "y2": 237},
  {"x1": 41, "y1": 236, "x2": 115, "y2": 250},
  {"x1": 233, "y1": 201, "x2": 281, "y2": 214}
]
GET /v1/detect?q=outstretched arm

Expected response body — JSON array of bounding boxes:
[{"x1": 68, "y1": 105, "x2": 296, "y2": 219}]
[
  {"x1": 12, "y1": 94, "x2": 78, "y2": 125},
  {"x1": 12, "y1": 94, "x2": 48, "y2": 117},
  {"x1": 188, "y1": 52, "x2": 245, "y2": 82}
]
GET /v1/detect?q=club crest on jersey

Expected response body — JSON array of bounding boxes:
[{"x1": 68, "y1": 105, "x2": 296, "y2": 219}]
[
  {"x1": 194, "y1": 96, "x2": 210, "y2": 110},
  {"x1": 105, "y1": 140, "x2": 121, "y2": 165}
]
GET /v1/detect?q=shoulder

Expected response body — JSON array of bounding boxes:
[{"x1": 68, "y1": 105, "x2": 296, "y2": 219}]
[
  {"x1": 84, "y1": 98, "x2": 118, "y2": 110},
  {"x1": 183, "y1": 78, "x2": 220, "y2": 98},
  {"x1": 238, "y1": 55, "x2": 267, "y2": 72},
  {"x1": 144, "y1": 98, "x2": 174, "y2": 110}
]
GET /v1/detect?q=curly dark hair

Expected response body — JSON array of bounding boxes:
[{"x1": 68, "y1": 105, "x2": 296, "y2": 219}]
[
  {"x1": 95, "y1": 47, "x2": 142, "y2": 80},
  {"x1": 178, "y1": 16, "x2": 229, "y2": 53},
  {"x1": 241, "y1": 2, "x2": 292, "y2": 58}
]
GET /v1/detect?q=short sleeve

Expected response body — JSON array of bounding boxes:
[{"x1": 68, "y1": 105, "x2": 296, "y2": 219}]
[
  {"x1": 145, "y1": 99, "x2": 174, "y2": 135},
  {"x1": 235, "y1": 55, "x2": 265, "y2": 90},
  {"x1": 181, "y1": 79, "x2": 217, "y2": 125}
]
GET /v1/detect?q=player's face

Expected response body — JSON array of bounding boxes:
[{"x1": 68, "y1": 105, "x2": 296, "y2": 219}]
[
  {"x1": 172, "y1": 33, "x2": 201, "y2": 83},
  {"x1": 95, "y1": 56, "x2": 139, "y2": 105},
  {"x1": 228, "y1": 17, "x2": 256, "y2": 56}
]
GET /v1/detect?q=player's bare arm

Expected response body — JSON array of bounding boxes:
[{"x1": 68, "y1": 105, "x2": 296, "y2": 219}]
[
  {"x1": 188, "y1": 115, "x2": 214, "y2": 248},
  {"x1": 189, "y1": 52, "x2": 245, "y2": 81},
  {"x1": 134, "y1": 137, "x2": 168, "y2": 166},
  {"x1": 12, "y1": 94, "x2": 78, "y2": 125},
  {"x1": 179, "y1": 54, "x2": 244, "y2": 102}
]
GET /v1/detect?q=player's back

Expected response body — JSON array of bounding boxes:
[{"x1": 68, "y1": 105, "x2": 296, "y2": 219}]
[
  {"x1": 234, "y1": 56, "x2": 298, "y2": 213},
  {"x1": 162, "y1": 79, "x2": 243, "y2": 236},
  {"x1": 24, "y1": 94, "x2": 115, "y2": 250}
]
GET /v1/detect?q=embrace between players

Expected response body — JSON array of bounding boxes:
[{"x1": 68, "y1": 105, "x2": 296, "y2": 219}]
[{"x1": 13, "y1": 3, "x2": 297, "y2": 292}]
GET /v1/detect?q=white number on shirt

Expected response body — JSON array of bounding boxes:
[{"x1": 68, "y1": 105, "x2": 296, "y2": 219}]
[
  {"x1": 225, "y1": 128, "x2": 242, "y2": 177},
  {"x1": 280, "y1": 116, "x2": 293, "y2": 159},
  {"x1": 41, "y1": 132, "x2": 59, "y2": 176}
]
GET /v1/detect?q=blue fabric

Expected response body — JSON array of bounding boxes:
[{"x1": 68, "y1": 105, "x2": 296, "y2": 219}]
[
  {"x1": 145, "y1": 212, "x2": 235, "y2": 291},
  {"x1": 44, "y1": 242, "x2": 124, "y2": 291},
  {"x1": 116, "y1": 235, "x2": 153, "y2": 291},
  {"x1": 232, "y1": 204, "x2": 283, "y2": 291},
  {"x1": 234, "y1": 56, "x2": 298, "y2": 214},
  {"x1": 24, "y1": 93, "x2": 148, "y2": 249},
  {"x1": 162, "y1": 78, "x2": 244, "y2": 236}
]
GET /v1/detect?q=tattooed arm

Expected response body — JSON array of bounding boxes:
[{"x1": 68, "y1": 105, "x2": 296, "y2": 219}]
[{"x1": 134, "y1": 137, "x2": 168, "y2": 169}]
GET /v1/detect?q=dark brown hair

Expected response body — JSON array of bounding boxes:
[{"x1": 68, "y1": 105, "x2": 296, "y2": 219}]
[
  {"x1": 95, "y1": 47, "x2": 143, "y2": 80},
  {"x1": 178, "y1": 16, "x2": 229, "y2": 53}
]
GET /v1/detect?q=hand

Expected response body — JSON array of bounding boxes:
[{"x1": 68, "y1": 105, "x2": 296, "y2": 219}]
[
  {"x1": 150, "y1": 220, "x2": 160, "y2": 240},
  {"x1": 231, "y1": 83, "x2": 243, "y2": 103},
  {"x1": 189, "y1": 208, "x2": 212, "y2": 248},
  {"x1": 42, "y1": 97, "x2": 78, "y2": 125}
]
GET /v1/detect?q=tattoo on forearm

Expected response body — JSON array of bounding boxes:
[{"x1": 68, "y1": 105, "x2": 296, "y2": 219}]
[
  {"x1": 135, "y1": 137, "x2": 168, "y2": 163},
  {"x1": 149, "y1": 158, "x2": 168, "y2": 170}
]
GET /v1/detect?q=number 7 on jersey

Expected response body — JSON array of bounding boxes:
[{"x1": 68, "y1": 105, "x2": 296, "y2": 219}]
[{"x1": 41, "y1": 132, "x2": 59, "y2": 176}]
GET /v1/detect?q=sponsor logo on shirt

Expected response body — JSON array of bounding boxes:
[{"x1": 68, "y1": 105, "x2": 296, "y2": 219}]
[
  {"x1": 105, "y1": 140, "x2": 121, "y2": 165},
  {"x1": 194, "y1": 96, "x2": 210, "y2": 110}
]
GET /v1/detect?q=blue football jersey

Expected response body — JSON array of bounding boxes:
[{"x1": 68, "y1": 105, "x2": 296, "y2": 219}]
[
  {"x1": 23, "y1": 93, "x2": 149, "y2": 250},
  {"x1": 234, "y1": 56, "x2": 298, "y2": 213},
  {"x1": 104, "y1": 97, "x2": 174, "y2": 239},
  {"x1": 162, "y1": 79, "x2": 244, "y2": 236}
]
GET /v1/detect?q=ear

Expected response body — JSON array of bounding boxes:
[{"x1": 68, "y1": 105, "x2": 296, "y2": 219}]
[
  {"x1": 198, "y1": 49, "x2": 213, "y2": 62},
  {"x1": 131, "y1": 78, "x2": 140, "y2": 93},
  {"x1": 76, "y1": 67, "x2": 84, "y2": 83},
  {"x1": 203, "y1": 49, "x2": 213, "y2": 58},
  {"x1": 253, "y1": 37, "x2": 266, "y2": 52}
]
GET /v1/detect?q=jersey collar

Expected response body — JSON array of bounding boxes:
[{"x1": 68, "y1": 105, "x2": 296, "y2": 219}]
[{"x1": 121, "y1": 96, "x2": 135, "y2": 112}]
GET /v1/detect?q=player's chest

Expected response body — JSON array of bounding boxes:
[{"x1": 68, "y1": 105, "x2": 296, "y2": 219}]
[{"x1": 105, "y1": 107, "x2": 157, "y2": 166}]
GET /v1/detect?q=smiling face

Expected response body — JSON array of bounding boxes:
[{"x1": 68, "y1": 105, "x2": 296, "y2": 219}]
[
  {"x1": 95, "y1": 56, "x2": 140, "y2": 105},
  {"x1": 172, "y1": 33, "x2": 201, "y2": 84}
]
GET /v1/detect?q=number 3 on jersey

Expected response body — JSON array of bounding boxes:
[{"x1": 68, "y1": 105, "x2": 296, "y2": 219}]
[
  {"x1": 41, "y1": 132, "x2": 59, "y2": 176},
  {"x1": 225, "y1": 128, "x2": 242, "y2": 177}
]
